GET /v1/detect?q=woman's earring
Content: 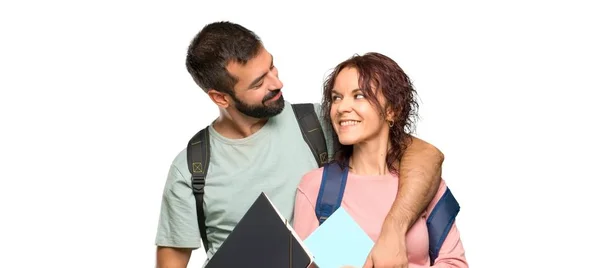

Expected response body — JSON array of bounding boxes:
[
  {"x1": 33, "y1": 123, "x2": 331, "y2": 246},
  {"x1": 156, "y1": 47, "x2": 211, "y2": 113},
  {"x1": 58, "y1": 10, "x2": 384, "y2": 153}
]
[{"x1": 388, "y1": 120, "x2": 394, "y2": 127}]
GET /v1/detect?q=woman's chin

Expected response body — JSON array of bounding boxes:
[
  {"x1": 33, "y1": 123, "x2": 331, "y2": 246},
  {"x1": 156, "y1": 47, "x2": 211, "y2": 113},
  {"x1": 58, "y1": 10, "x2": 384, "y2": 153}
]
[{"x1": 338, "y1": 136, "x2": 359, "y2": 146}]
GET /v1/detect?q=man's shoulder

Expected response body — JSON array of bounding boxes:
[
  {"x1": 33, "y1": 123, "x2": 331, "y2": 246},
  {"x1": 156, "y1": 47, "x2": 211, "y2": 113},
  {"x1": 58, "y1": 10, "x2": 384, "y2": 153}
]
[
  {"x1": 288, "y1": 101, "x2": 321, "y2": 110},
  {"x1": 168, "y1": 125, "x2": 213, "y2": 179},
  {"x1": 171, "y1": 146, "x2": 189, "y2": 169},
  {"x1": 287, "y1": 101, "x2": 323, "y2": 122},
  {"x1": 168, "y1": 123, "x2": 214, "y2": 175},
  {"x1": 161, "y1": 148, "x2": 192, "y2": 188}
]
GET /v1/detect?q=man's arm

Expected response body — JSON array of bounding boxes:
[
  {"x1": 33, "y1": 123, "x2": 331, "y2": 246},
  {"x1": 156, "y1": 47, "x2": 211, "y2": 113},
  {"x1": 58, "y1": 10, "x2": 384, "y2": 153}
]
[
  {"x1": 155, "y1": 163, "x2": 204, "y2": 267},
  {"x1": 156, "y1": 247, "x2": 192, "y2": 268},
  {"x1": 363, "y1": 136, "x2": 443, "y2": 268},
  {"x1": 389, "y1": 136, "x2": 443, "y2": 229}
]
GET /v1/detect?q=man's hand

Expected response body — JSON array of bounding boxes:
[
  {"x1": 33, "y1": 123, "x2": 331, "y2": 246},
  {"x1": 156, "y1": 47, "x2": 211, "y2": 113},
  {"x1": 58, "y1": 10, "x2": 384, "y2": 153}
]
[{"x1": 362, "y1": 216, "x2": 409, "y2": 268}]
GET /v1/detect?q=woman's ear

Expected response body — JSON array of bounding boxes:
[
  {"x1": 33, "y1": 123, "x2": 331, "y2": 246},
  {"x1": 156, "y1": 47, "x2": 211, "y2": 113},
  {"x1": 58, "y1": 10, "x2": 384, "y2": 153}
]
[{"x1": 385, "y1": 105, "x2": 397, "y2": 122}]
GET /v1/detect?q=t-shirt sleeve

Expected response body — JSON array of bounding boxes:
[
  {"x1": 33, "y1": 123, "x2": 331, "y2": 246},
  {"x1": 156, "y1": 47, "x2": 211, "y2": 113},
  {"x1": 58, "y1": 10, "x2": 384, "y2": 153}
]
[{"x1": 154, "y1": 163, "x2": 203, "y2": 249}]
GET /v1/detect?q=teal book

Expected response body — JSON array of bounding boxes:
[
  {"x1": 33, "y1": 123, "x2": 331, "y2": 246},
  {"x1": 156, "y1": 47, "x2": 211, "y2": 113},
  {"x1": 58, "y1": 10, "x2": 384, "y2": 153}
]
[{"x1": 304, "y1": 207, "x2": 374, "y2": 268}]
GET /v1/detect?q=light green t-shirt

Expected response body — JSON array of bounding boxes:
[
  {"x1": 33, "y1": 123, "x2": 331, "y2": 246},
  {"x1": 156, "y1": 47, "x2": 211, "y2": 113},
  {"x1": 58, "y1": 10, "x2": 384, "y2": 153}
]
[{"x1": 155, "y1": 101, "x2": 333, "y2": 262}]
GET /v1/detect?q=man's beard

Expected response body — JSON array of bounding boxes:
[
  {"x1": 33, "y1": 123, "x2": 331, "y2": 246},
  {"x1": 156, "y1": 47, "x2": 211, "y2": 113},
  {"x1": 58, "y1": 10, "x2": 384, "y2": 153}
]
[{"x1": 231, "y1": 89, "x2": 285, "y2": 119}]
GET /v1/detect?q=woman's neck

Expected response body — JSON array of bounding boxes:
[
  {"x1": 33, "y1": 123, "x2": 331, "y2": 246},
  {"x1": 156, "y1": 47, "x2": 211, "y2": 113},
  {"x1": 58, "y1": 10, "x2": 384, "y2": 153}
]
[{"x1": 349, "y1": 135, "x2": 390, "y2": 176}]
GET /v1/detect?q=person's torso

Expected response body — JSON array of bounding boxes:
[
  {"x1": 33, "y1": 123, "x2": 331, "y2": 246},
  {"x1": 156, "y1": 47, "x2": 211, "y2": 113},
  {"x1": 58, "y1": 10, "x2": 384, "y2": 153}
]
[
  {"x1": 203, "y1": 101, "x2": 321, "y2": 258},
  {"x1": 298, "y1": 169, "x2": 432, "y2": 266},
  {"x1": 340, "y1": 172, "x2": 431, "y2": 266}
]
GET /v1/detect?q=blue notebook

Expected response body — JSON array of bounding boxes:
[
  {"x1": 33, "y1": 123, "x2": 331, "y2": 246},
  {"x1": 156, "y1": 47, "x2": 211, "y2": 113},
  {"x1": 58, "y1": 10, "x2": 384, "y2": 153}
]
[{"x1": 304, "y1": 207, "x2": 374, "y2": 268}]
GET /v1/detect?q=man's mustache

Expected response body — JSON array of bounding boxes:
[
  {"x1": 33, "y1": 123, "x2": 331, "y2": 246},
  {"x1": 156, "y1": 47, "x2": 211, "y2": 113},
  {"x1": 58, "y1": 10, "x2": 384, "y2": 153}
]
[{"x1": 262, "y1": 89, "x2": 281, "y2": 103}]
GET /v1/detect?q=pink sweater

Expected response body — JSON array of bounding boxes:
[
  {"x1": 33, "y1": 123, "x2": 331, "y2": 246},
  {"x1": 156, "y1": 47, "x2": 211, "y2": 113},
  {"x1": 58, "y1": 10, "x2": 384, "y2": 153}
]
[{"x1": 292, "y1": 167, "x2": 468, "y2": 267}]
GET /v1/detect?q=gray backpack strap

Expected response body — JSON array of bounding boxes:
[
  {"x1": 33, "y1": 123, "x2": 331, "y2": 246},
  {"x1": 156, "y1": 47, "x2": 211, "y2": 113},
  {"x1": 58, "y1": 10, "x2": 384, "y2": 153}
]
[
  {"x1": 187, "y1": 126, "x2": 210, "y2": 252},
  {"x1": 292, "y1": 103, "x2": 328, "y2": 167}
]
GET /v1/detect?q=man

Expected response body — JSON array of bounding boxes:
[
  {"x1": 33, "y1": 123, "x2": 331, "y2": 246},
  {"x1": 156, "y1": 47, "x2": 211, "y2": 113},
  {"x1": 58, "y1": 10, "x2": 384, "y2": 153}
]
[{"x1": 155, "y1": 21, "x2": 444, "y2": 268}]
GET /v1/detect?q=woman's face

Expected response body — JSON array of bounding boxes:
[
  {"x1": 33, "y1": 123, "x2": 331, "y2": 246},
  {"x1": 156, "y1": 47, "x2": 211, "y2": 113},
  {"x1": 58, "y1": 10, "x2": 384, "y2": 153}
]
[{"x1": 329, "y1": 67, "x2": 389, "y2": 145}]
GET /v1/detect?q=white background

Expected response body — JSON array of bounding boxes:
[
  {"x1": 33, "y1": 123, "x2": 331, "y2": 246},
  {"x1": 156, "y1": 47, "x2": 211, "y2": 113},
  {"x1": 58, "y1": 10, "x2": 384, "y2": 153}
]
[{"x1": 1, "y1": 0, "x2": 599, "y2": 267}]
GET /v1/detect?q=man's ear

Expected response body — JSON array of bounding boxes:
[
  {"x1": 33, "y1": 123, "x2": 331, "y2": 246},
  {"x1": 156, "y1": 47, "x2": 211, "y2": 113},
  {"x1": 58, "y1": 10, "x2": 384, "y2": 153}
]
[{"x1": 207, "y1": 89, "x2": 231, "y2": 108}]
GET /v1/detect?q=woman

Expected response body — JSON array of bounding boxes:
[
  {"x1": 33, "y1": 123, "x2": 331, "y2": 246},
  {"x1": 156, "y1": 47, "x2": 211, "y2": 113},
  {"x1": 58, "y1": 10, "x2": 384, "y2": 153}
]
[{"x1": 293, "y1": 52, "x2": 467, "y2": 267}]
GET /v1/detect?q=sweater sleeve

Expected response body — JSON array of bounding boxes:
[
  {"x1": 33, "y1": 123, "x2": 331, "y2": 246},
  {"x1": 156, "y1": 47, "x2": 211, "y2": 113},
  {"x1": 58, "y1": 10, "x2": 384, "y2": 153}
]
[{"x1": 292, "y1": 170, "x2": 322, "y2": 240}]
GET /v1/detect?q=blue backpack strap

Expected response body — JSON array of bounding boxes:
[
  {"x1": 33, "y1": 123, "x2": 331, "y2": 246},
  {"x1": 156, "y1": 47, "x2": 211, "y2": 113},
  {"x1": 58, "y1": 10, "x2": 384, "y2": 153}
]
[
  {"x1": 315, "y1": 162, "x2": 349, "y2": 225},
  {"x1": 426, "y1": 186, "x2": 460, "y2": 265}
]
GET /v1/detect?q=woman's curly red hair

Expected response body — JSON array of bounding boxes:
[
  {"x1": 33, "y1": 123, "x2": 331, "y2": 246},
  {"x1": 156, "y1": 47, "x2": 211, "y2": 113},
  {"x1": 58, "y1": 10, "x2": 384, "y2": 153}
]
[{"x1": 321, "y1": 52, "x2": 419, "y2": 174}]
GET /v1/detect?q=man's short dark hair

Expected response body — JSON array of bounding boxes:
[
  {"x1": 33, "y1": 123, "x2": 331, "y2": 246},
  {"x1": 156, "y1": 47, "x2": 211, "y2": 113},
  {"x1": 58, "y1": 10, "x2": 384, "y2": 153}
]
[{"x1": 185, "y1": 21, "x2": 263, "y2": 95}]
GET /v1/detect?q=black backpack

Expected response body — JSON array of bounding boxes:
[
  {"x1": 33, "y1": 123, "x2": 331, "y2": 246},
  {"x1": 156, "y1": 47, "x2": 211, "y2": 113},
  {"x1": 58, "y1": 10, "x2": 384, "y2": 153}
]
[{"x1": 186, "y1": 103, "x2": 328, "y2": 251}]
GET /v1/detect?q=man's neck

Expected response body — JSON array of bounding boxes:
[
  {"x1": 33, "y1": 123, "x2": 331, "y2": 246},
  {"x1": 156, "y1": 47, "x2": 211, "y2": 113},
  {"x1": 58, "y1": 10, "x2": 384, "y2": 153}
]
[
  {"x1": 349, "y1": 134, "x2": 391, "y2": 176},
  {"x1": 212, "y1": 108, "x2": 269, "y2": 139}
]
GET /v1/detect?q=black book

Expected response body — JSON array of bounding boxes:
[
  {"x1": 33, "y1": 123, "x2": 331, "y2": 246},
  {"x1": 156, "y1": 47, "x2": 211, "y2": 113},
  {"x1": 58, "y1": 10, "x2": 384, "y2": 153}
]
[{"x1": 205, "y1": 192, "x2": 318, "y2": 268}]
